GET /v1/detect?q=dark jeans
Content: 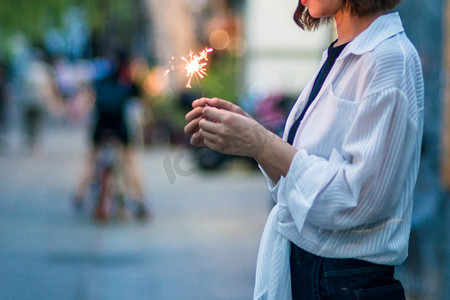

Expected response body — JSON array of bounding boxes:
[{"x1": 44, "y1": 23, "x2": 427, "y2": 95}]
[{"x1": 290, "y1": 242, "x2": 405, "y2": 300}]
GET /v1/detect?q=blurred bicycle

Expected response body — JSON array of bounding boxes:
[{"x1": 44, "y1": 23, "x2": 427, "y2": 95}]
[
  {"x1": 72, "y1": 52, "x2": 150, "y2": 222},
  {"x1": 89, "y1": 131, "x2": 127, "y2": 221}
]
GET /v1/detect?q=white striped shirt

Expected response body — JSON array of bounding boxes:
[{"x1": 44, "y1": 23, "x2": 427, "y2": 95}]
[{"x1": 255, "y1": 12, "x2": 424, "y2": 299}]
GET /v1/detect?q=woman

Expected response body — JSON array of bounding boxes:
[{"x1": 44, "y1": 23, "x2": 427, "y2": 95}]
[{"x1": 185, "y1": 0, "x2": 423, "y2": 298}]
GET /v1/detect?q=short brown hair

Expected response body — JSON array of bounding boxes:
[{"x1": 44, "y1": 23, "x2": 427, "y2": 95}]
[{"x1": 293, "y1": 0, "x2": 401, "y2": 31}]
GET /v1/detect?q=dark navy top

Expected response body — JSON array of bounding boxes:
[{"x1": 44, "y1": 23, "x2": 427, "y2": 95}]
[{"x1": 287, "y1": 40, "x2": 349, "y2": 145}]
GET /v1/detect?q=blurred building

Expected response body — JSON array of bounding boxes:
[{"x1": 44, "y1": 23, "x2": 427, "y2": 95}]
[{"x1": 443, "y1": 0, "x2": 450, "y2": 190}]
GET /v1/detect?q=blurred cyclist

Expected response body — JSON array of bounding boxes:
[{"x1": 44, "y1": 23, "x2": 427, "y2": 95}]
[{"x1": 73, "y1": 51, "x2": 150, "y2": 221}]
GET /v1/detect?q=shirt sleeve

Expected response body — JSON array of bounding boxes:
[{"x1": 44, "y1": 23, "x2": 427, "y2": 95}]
[
  {"x1": 258, "y1": 165, "x2": 279, "y2": 203},
  {"x1": 278, "y1": 87, "x2": 417, "y2": 231}
]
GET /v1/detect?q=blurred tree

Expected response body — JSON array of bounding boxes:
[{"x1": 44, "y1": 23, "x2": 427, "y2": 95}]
[{"x1": 0, "y1": 0, "x2": 145, "y2": 59}]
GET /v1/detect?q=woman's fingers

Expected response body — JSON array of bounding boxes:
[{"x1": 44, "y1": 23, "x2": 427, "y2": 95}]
[
  {"x1": 193, "y1": 97, "x2": 236, "y2": 111},
  {"x1": 202, "y1": 107, "x2": 226, "y2": 123},
  {"x1": 206, "y1": 98, "x2": 235, "y2": 110},
  {"x1": 184, "y1": 117, "x2": 201, "y2": 134},
  {"x1": 192, "y1": 97, "x2": 251, "y2": 118},
  {"x1": 192, "y1": 98, "x2": 208, "y2": 108},
  {"x1": 203, "y1": 137, "x2": 220, "y2": 152},
  {"x1": 199, "y1": 129, "x2": 226, "y2": 154},
  {"x1": 199, "y1": 128, "x2": 220, "y2": 144},
  {"x1": 199, "y1": 117, "x2": 222, "y2": 134},
  {"x1": 185, "y1": 106, "x2": 223, "y2": 135},
  {"x1": 192, "y1": 97, "x2": 233, "y2": 110},
  {"x1": 185, "y1": 106, "x2": 203, "y2": 123},
  {"x1": 208, "y1": 98, "x2": 251, "y2": 118},
  {"x1": 184, "y1": 106, "x2": 206, "y2": 134},
  {"x1": 190, "y1": 132, "x2": 205, "y2": 147}
]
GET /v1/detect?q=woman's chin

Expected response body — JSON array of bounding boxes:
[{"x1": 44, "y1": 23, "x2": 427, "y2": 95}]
[
  {"x1": 307, "y1": 8, "x2": 334, "y2": 19},
  {"x1": 307, "y1": 10, "x2": 320, "y2": 18}
]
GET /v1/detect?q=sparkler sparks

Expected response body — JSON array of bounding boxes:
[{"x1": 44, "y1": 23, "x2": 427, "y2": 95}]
[
  {"x1": 163, "y1": 56, "x2": 176, "y2": 77},
  {"x1": 182, "y1": 47, "x2": 213, "y2": 89}
]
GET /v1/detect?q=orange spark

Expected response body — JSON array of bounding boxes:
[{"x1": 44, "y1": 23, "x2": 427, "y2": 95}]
[{"x1": 182, "y1": 47, "x2": 213, "y2": 88}]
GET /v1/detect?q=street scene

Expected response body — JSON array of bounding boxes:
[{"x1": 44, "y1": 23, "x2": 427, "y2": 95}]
[
  {"x1": 0, "y1": 0, "x2": 449, "y2": 299},
  {"x1": 0, "y1": 122, "x2": 271, "y2": 300}
]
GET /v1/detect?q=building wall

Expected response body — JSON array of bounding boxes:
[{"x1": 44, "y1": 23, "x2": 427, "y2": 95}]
[
  {"x1": 442, "y1": 0, "x2": 450, "y2": 189},
  {"x1": 244, "y1": 0, "x2": 331, "y2": 95}
]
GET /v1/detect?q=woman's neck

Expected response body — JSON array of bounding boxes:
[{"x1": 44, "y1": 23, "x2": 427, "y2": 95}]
[{"x1": 333, "y1": 10, "x2": 385, "y2": 46}]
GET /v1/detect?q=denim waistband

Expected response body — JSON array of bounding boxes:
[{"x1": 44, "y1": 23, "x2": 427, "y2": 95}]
[{"x1": 290, "y1": 242, "x2": 394, "y2": 273}]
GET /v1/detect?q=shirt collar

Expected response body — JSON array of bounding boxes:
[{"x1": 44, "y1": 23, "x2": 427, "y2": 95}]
[{"x1": 331, "y1": 12, "x2": 404, "y2": 60}]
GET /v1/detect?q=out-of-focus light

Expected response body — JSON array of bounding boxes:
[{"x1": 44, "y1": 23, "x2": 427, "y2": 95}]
[
  {"x1": 143, "y1": 66, "x2": 169, "y2": 97},
  {"x1": 209, "y1": 29, "x2": 230, "y2": 51},
  {"x1": 230, "y1": 36, "x2": 247, "y2": 58},
  {"x1": 130, "y1": 57, "x2": 150, "y2": 82}
]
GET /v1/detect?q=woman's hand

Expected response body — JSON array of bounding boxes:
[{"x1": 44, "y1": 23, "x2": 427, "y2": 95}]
[
  {"x1": 198, "y1": 106, "x2": 271, "y2": 158},
  {"x1": 184, "y1": 97, "x2": 254, "y2": 147},
  {"x1": 184, "y1": 97, "x2": 297, "y2": 182}
]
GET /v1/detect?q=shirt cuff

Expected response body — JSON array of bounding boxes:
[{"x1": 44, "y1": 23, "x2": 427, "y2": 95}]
[
  {"x1": 258, "y1": 164, "x2": 280, "y2": 202},
  {"x1": 284, "y1": 149, "x2": 326, "y2": 199},
  {"x1": 277, "y1": 149, "x2": 326, "y2": 231}
]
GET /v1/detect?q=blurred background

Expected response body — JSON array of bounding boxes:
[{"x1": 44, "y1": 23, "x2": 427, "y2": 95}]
[{"x1": 0, "y1": 0, "x2": 448, "y2": 299}]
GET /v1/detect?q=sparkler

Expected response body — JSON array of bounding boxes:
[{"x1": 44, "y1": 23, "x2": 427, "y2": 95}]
[
  {"x1": 182, "y1": 47, "x2": 213, "y2": 92},
  {"x1": 164, "y1": 47, "x2": 213, "y2": 96}
]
